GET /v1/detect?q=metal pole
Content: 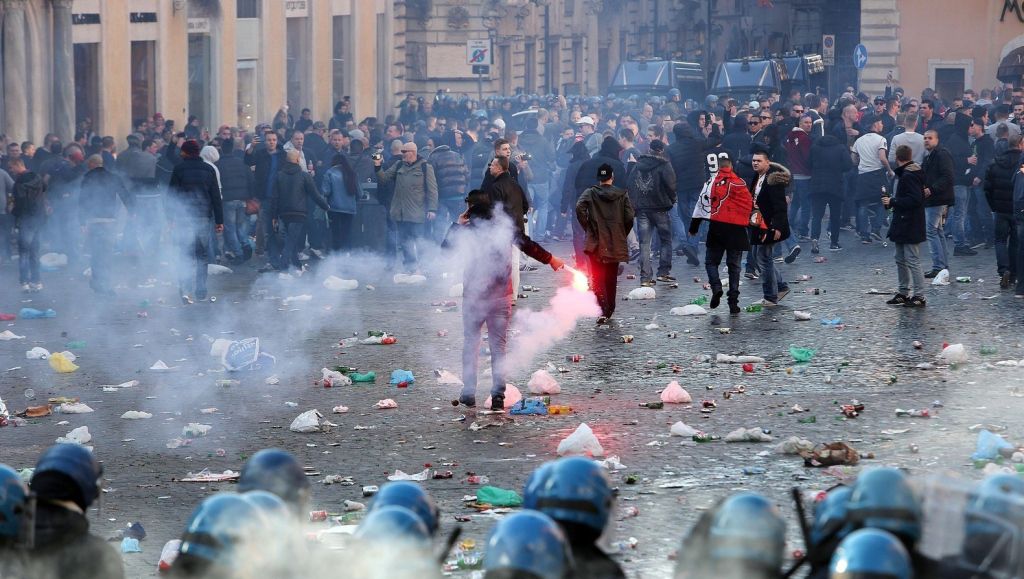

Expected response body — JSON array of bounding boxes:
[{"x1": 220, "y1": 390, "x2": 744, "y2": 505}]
[{"x1": 478, "y1": 71, "x2": 483, "y2": 102}]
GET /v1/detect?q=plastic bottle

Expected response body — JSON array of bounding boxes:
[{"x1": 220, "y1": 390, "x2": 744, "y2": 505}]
[
  {"x1": 548, "y1": 405, "x2": 572, "y2": 415},
  {"x1": 745, "y1": 304, "x2": 763, "y2": 312},
  {"x1": 956, "y1": 276, "x2": 972, "y2": 283},
  {"x1": 690, "y1": 295, "x2": 708, "y2": 306},
  {"x1": 692, "y1": 433, "x2": 721, "y2": 443},
  {"x1": 895, "y1": 409, "x2": 930, "y2": 418}
]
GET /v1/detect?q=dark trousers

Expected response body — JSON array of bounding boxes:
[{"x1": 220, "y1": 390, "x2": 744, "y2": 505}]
[
  {"x1": 17, "y1": 220, "x2": 42, "y2": 284},
  {"x1": 994, "y1": 212, "x2": 1018, "y2": 277},
  {"x1": 327, "y1": 212, "x2": 354, "y2": 253},
  {"x1": 396, "y1": 221, "x2": 423, "y2": 271},
  {"x1": 705, "y1": 245, "x2": 742, "y2": 305},
  {"x1": 86, "y1": 221, "x2": 116, "y2": 292},
  {"x1": 1015, "y1": 213, "x2": 1024, "y2": 294},
  {"x1": 589, "y1": 258, "x2": 619, "y2": 318},
  {"x1": 0, "y1": 213, "x2": 13, "y2": 260},
  {"x1": 811, "y1": 194, "x2": 844, "y2": 244},
  {"x1": 173, "y1": 218, "x2": 211, "y2": 297},
  {"x1": 281, "y1": 220, "x2": 307, "y2": 270}
]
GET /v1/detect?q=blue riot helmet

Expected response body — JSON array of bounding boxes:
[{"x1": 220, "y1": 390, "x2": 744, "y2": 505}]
[
  {"x1": 241, "y1": 490, "x2": 300, "y2": 574},
  {"x1": 31, "y1": 443, "x2": 102, "y2": 511},
  {"x1": 811, "y1": 486, "x2": 854, "y2": 549},
  {"x1": 668, "y1": 88, "x2": 681, "y2": 99},
  {"x1": 366, "y1": 481, "x2": 440, "y2": 535},
  {"x1": 242, "y1": 490, "x2": 292, "y2": 523},
  {"x1": 522, "y1": 457, "x2": 613, "y2": 538},
  {"x1": 707, "y1": 492, "x2": 787, "y2": 573},
  {"x1": 355, "y1": 505, "x2": 431, "y2": 548},
  {"x1": 829, "y1": 529, "x2": 912, "y2": 579},
  {"x1": 960, "y1": 474, "x2": 1024, "y2": 577},
  {"x1": 176, "y1": 493, "x2": 265, "y2": 574},
  {"x1": 0, "y1": 464, "x2": 30, "y2": 545},
  {"x1": 237, "y1": 449, "x2": 311, "y2": 515},
  {"x1": 483, "y1": 511, "x2": 573, "y2": 579},
  {"x1": 847, "y1": 468, "x2": 922, "y2": 546}
]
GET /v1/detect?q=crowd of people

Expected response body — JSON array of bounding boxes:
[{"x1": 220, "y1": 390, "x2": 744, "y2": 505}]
[{"x1": 1, "y1": 444, "x2": 1021, "y2": 578}]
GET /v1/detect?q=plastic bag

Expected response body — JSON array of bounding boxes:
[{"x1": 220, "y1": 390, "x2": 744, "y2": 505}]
[
  {"x1": 793, "y1": 310, "x2": 812, "y2": 321},
  {"x1": 434, "y1": 369, "x2": 463, "y2": 385},
  {"x1": 716, "y1": 354, "x2": 765, "y2": 364},
  {"x1": 26, "y1": 347, "x2": 50, "y2": 360},
  {"x1": 207, "y1": 264, "x2": 233, "y2": 275},
  {"x1": 121, "y1": 411, "x2": 153, "y2": 420},
  {"x1": 670, "y1": 421, "x2": 698, "y2": 437},
  {"x1": 394, "y1": 273, "x2": 427, "y2": 285},
  {"x1": 448, "y1": 283, "x2": 464, "y2": 297},
  {"x1": 938, "y1": 343, "x2": 968, "y2": 364},
  {"x1": 321, "y1": 368, "x2": 353, "y2": 387},
  {"x1": 724, "y1": 427, "x2": 773, "y2": 443},
  {"x1": 290, "y1": 410, "x2": 327, "y2": 433},
  {"x1": 389, "y1": 369, "x2": 415, "y2": 385},
  {"x1": 150, "y1": 360, "x2": 176, "y2": 371},
  {"x1": 670, "y1": 304, "x2": 707, "y2": 316},
  {"x1": 527, "y1": 370, "x2": 561, "y2": 394},
  {"x1": 387, "y1": 468, "x2": 431, "y2": 482},
  {"x1": 323, "y1": 276, "x2": 359, "y2": 291},
  {"x1": 931, "y1": 268, "x2": 950, "y2": 285},
  {"x1": 351, "y1": 371, "x2": 376, "y2": 383},
  {"x1": 509, "y1": 398, "x2": 549, "y2": 415},
  {"x1": 485, "y1": 385, "x2": 523, "y2": 409},
  {"x1": 56, "y1": 426, "x2": 91, "y2": 445},
  {"x1": 775, "y1": 436, "x2": 815, "y2": 455},
  {"x1": 627, "y1": 287, "x2": 656, "y2": 300},
  {"x1": 476, "y1": 486, "x2": 523, "y2": 507},
  {"x1": 48, "y1": 352, "x2": 79, "y2": 373},
  {"x1": 0, "y1": 330, "x2": 25, "y2": 341},
  {"x1": 374, "y1": 399, "x2": 398, "y2": 409},
  {"x1": 660, "y1": 381, "x2": 693, "y2": 404},
  {"x1": 56, "y1": 403, "x2": 94, "y2": 414},
  {"x1": 556, "y1": 423, "x2": 605, "y2": 457},
  {"x1": 209, "y1": 338, "x2": 232, "y2": 358},
  {"x1": 120, "y1": 537, "x2": 142, "y2": 553},
  {"x1": 971, "y1": 429, "x2": 1014, "y2": 461},
  {"x1": 789, "y1": 346, "x2": 816, "y2": 363},
  {"x1": 19, "y1": 308, "x2": 56, "y2": 319}
]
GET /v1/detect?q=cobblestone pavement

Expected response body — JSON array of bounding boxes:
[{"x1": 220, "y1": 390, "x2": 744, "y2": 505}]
[{"x1": 1, "y1": 237, "x2": 1023, "y2": 578}]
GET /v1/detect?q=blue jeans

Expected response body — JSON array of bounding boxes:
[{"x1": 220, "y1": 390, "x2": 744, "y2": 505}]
[
  {"x1": 461, "y1": 296, "x2": 512, "y2": 401},
  {"x1": 134, "y1": 195, "x2": 164, "y2": 265},
  {"x1": 396, "y1": 221, "x2": 423, "y2": 271},
  {"x1": 950, "y1": 185, "x2": 970, "y2": 248},
  {"x1": 0, "y1": 213, "x2": 13, "y2": 260},
  {"x1": 86, "y1": 221, "x2": 116, "y2": 292},
  {"x1": 925, "y1": 205, "x2": 949, "y2": 271},
  {"x1": 789, "y1": 178, "x2": 812, "y2": 238},
  {"x1": 856, "y1": 199, "x2": 883, "y2": 239},
  {"x1": 1016, "y1": 213, "x2": 1024, "y2": 293},
  {"x1": 528, "y1": 181, "x2": 552, "y2": 237},
  {"x1": 678, "y1": 190, "x2": 704, "y2": 253},
  {"x1": 755, "y1": 242, "x2": 788, "y2": 302},
  {"x1": 994, "y1": 212, "x2": 1018, "y2": 276},
  {"x1": 173, "y1": 216, "x2": 211, "y2": 297},
  {"x1": 636, "y1": 209, "x2": 672, "y2": 280},
  {"x1": 17, "y1": 220, "x2": 42, "y2": 284},
  {"x1": 48, "y1": 197, "x2": 79, "y2": 263},
  {"x1": 222, "y1": 200, "x2": 249, "y2": 256}
]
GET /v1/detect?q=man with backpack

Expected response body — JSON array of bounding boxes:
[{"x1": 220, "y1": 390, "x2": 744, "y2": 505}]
[{"x1": 626, "y1": 139, "x2": 677, "y2": 287}]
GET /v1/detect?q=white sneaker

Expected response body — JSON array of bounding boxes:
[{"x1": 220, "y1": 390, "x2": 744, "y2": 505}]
[
  {"x1": 751, "y1": 298, "x2": 778, "y2": 307},
  {"x1": 21, "y1": 283, "x2": 31, "y2": 293},
  {"x1": 31, "y1": 283, "x2": 43, "y2": 292}
]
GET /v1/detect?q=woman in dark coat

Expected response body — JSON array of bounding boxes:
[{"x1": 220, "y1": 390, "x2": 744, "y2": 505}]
[{"x1": 884, "y1": 144, "x2": 927, "y2": 307}]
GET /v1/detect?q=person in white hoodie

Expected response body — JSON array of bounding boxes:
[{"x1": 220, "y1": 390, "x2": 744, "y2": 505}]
[{"x1": 199, "y1": 145, "x2": 223, "y2": 262}]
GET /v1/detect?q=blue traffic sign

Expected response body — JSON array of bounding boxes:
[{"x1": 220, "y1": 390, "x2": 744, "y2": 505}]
[{"x1": 853, "y1": 44, "x2": 868, "y2": 70}]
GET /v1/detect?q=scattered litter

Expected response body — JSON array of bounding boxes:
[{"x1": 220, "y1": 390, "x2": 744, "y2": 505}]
[
  {"x1": 476, "y1": 486, "x2": 523, "y2": 507},
  {"x1": 485, "y1": 386, "x2": 523, "y2": 410},
  {"x1": 789, "y1": 346, "x2": 816, "y2": 363},
  {"x1": 799, "y1": 442, "x2": 862, "y2": 467},
  {"x1": 182, "y1": 423, "x2": 212, "y2": 438},
  {"x1": 149, "y1": 360, "x2": 176, "y2": 372},
  {"x1": 509, "y1": 398, "x2": 549, "y2": 415},
  {"x1": 374, "y1": 399, "x2": 398, "y2": 410},
  {"x1": 387, "y1": 468, "x2": 431, "y2": 482},
  {"x1": 320, "y1": 475, "x2": 354, "y2": 485},
  {"x1": 19, "y1": 308, "x2": 57, "y2": 319},
  {"x1": 158, "y1": 540, "x2": 181, "y2": 573},
  {"x1": 556, "y1": 423, "x2": 605, "y2": 457},
  {"x1": 627, "y1": 287, "x2": 656, "y2": 300},
  {"x1": 394, "y1": 273, "x2": 427, "y2": 285},
  {"x1": 595, "y1": 456, "x2": 627, "y2": 470},
  {"x1": 938, "y1": 343, "x2": 968, "y2": 364},
  {"x1": 971, "y1": 429, "x2": 1013, "y2": 461},
  {"x1": 321, "y1": 368, "x2": 353, "y2": 387},
  {"x1": 670, "y1": 422, "x2": 698, "y2": 437},
  {"x1": 290, "y1": 410, "x2": 333, "y2": 433},
  {"x1": 120, "y1": 538, "x2": 142, "y2": 553},
  {"x1": 0, "y1": 331, "x2": 25, "y2": 341},
  {"x1": 26, "y1": 347, "x2": 51, "y2": 360},
  {"x1": 265, "y1": 375, "x2": 280, "y2": 385},
  {"x1": 775, "y1": 437, "x2": 814, "y2": 455},
  {"x1": 56, "y1": 426, "x2": 91, "y2": 445},
  {"x1": 56, "y1": 403, "x2": 94, "y2": 414},
  {"x1": 821, "y1": 317, "x2": 842, "y2": 326},
  {"x1": 121, "y1": 411, "x2": 153, "y2": 420},
  {"x1": 48, "y1": 352, "x2": 78, "y2": 373},
  {"x1": 178, "y1": 469, "x2": 239, "y2": 483},
  {"x1": 931, "y1": 269, "x2": 950, "y2": 285},
  {"x1": 282, "y1": 294, "x2": 313, "y2": 305},
  {"x1": 323, "y1": 276, "x2": 359, "y2": 291},
  {"x1": 660, "y1": 381, "x2": 692, "y2": 404},
  {"x1": 527, "y1": 370, "x2": 561, "y2": 394},
  {"x1": 207, "y1": 264, "x2": 233, "y2": 275},
  {"x1": 434, "y1": 369, "x2": 463, "y2": 385},
  {"x1": 724, "y1": 428, "x2": 773, "y2": 443},
  {"x1": 716, "y1": 354, "x2": 765, "y2": 364},
  {"x1": 222, "y1": 338, "x2": 276, "y2": 372},
  {"x1": 793, "y1": 311, "x2": 812, "y2": 321},
  {"x1": 670, "y1": 304, "x2": 707, "y2": 316},
  {"x1": 389, "y1": 370, "x2": 415, "y2": 386},
  {"x1": 332, "y1": 405, "x2": 349, "y2": 414}
]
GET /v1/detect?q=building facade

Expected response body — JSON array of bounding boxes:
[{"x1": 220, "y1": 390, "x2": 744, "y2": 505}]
[{"x1": 860, "y1": 0, "x2": 1024, "y2": 99}]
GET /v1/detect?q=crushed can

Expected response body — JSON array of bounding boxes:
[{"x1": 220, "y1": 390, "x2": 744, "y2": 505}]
[
  {"x1": 362, "y1": 485, "x2": 379, "y2": 497},
  {"x1": 566, "y1": 354, "x2": 583, "y2": 363},
  {"x1": 309, "y1": 510, "x2": 329, "y2": 522}
]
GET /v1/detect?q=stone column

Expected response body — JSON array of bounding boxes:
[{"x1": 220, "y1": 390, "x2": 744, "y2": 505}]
[
  {"x1": 3, "y1": 0, "x2": 29, "y2": 141},
  {"x1": 350, "y1": 0, "x2": 378, "y2": 122},
  {"x1": 51, "y1": 0, "x2": 75, "y2": 141}
]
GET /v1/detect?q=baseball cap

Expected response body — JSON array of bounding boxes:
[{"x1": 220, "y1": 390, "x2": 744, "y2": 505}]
[
  {"x1": 348, "y1": 129, "x2": 366, "y2": 141},
  {"x1": 748, "y1": 101, "x2": 760, "y2": 110},
  {"x1": 578, "y1": 116, "x2": 596, "y2": 127},
  {"x1": 597, "y1": 163, "x2": 613, "y2": 179}
]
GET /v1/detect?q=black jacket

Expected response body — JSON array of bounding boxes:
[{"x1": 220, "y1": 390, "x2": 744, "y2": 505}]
[
  {"x1": 244, "y1": 146, "x2": 287, "y2": 200},
  {"x1": 29, "y1": 502, "x2": 125, "y2": 579},
  {"x1": 269, "y1": 161, "x2": 329, "y2": 222},
  {"x1": 169, "y1": 157, "x2": 224, "y2": 224},
  {"x1": 967, "y1": 134, "x2": 996, "y2": 185},
  {"x1": 78, "y1": 167, "x2": 131, "y2": 223},
  {"x1": 9, "y1": 171, "x2": 47, "y2": 222},
  {"x1": 486, "y1": 171, "x2": 531, "y2": 235},
  {"x1": 576, "y1": 184, "x2": 635, "y2": 263},
  {"x1": 921, "y1": 146, "x2": 956, "y2": 207},
  {"x1": 626, "y1": 153, "x2": 677, "y2": 211},
  {"x1": 216, "y1": 154, "x2": 254, "y2": 203},
  {"x1": 427, "y1": 145, "x2": 470, "y2": 201},
  {"x1": 667, "y1": 124, "x2": 710, "y2": 193},
  {"x1": 809, "y1": 135, "x2": 853, "y2": 196},
  {"x1": 560, "y1": 142, "x2": 591, "y2": 213},
  {"x1": 887, "y1": 162, "x2": 927, "y2": 244},
  {"x1": 517, "y1": 128, "x2": 557, "y2": 183},
  {"x1": 984, "y1": 148, "x2": 1019, "y2": 214},
  {"x1": 155, "y1": 143, "x2": 182, "y2": 188},
  {"x1": 946, "y1": 133, "x2": 973, "y2": 187},
  {"x1": 577, "y1": 139, "x2": 626, "y2": 193},
  {"x1": 748, "y1": 163, "x2": 791, "y2": 243}
]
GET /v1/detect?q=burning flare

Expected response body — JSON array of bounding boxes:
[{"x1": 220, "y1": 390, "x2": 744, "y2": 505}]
[{"x1": 564, "y1": 266, "x2": 589, "y2": 292}]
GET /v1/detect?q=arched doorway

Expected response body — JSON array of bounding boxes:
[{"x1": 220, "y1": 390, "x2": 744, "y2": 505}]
[{"x1": 999, "y1": 35, "x2": 1024, "y2": 86}]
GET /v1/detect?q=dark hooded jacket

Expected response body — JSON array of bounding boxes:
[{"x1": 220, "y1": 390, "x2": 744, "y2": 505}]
[
  {"x1": 78, "y1": 166, "x2": 132, "y2": 223},
  {"x1": 921, "y1": 146, "x2": 956, "y2": 207},
  {"x1": 809, "y1": 135, "x2": 853, "y2": 196},
  {"x1": 626, "y1": 153, "x2": 677, "y2": 211},
  {"x1": 560, "y1": 140, "x2": 591, "y2": 214},
  {"x1": 427, "y1": 145, "x2": 470, "y2": 202},
  {"x1": 169, "y1": 157, "x2": 224, "y2": 224},
  {"x1": 28, "y1": 501, "x2": 125, "y2": 579},
  {"x1": 216, "y1": 153, "x2": 255, "y2": 202},
  {"x1": 517, "y1": 128, "x2": 557, "y2": 183},
  {"x1": 886, "y1": 161, "x2": 926, "y2": 244},
  {"x1": 747, "y1": 163, "x2": 791, "y2": 244},
  {"x1": 576, "y1": 183, "x2": 635, "y2": 263},
  {"x1": 269, "y1": 161, "x2": 329, "y2": 222},
  {"x1": 984, "y1": 148, "x2": 1020, "y2": 215},
  {"x1": 667, "y1": 123, "x2": 710, "y2": 193},
  {"x1": 9, "y1": 171, "x2": 47, "y2": 222},
  {"x1": 947, "y1": 114, "x2": 974, "y2": 187},
  {"x1": 576, "y1": 137, "x2": 626, "y2": 193}
]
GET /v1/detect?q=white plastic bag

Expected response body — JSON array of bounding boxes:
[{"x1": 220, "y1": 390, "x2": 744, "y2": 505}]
[
  {"x1": 57, "y1": 403, "x2": 94, "y2": 414},
  {"x1": 485, "y1": 385, "x2": 523, "y2": 409},
  {"x1": 627, "y1": 287, "x2": 656, "y2": 300},
  {"x1": 527, "y1": 370, "x2": 561, "y2": 394},
  {"x1": 670, "y1": 305, "x2": 707, "y2": 316},
  {"x1": 282, "y1": 294, "x2": 313, "y2": 305},
  {"x1": 724, "y1": 427, "x2": 773, "y2": 443},
  {"x1": 374, "y1": 399, "x2": 398, "y2": 409},
  {"x1": 387, "y1": 468, "x2": 431, "y2": 482},
  {"x1": 209, "y1": 338, "x2": 232, "y2": 358},
  {"x1": 207, "y1": 264, "x2": 233, "y2": 275},
  {"x1": 448, "y1": 283, "x2": 464, "y2": 298},
  {"x1": 394, "y1": 273, "x2": 427, "y2": 285},
  {"x1": 56, "y1": 426, "x2": 91, "y2": 445},
  {"x1": 660, "y1": 381, "x2": 693, "y2": 404},
  {"x1": 290, "y1": 410, "x2": 326, "y2": 433},
  {"x1": 931, "y1": 268, "x2": 950, "y2": 285},
  {"x1": 775, "y1": 436, "x2": 814, "y2": 454},
  {"x1": 0, "y1": 330, "x2": 25, "y2": 341},
  {"x1": 670, "y1": 421, "x2": 698, "y2": 437},
  {"x1": 323, "y1": 276, "x2": 359, "y2": 291},
  {"x1": 121, "y1": 411, "x2": 153, "y2": 420},
  {"x1": 793, "y1": 310, "x2": 812, "y2": 321},
  {"x1": 938, "y1": 343, "x2": 968, "y2": 364},
  {"x1": 557, "y1": 423, "x2": 605, "y2": 457},
  {"x1": 26, "y1": 347, "x2": 50, "y2": 360},
  {"x1": 321, "y1": 368, "x2": 352, "y2": 387},
  {"x1": 716, "y1": 354, "x2": 766, "y2": 364},
  {"x1": 434, "y1": 369, "x2": 464, "y2": 385}
]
